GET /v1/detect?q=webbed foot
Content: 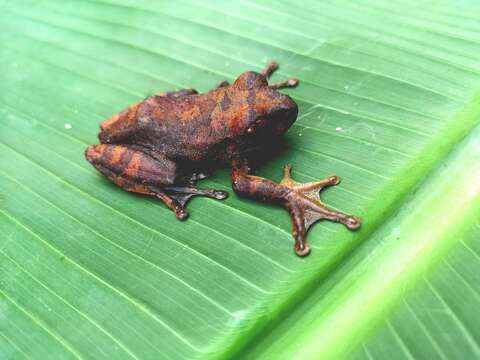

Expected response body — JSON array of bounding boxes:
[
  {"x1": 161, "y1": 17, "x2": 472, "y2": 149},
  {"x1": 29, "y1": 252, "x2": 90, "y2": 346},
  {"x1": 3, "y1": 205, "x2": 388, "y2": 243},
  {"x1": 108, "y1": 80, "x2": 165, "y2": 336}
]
[
  {"x1": 85, "y1": 144, "x2": 228, "y2": 220},
  {"x1": 164, "y1": 185, "x2": 228, "y2": 210},
  {"x1": 231, "y1": 159, "x2": 361, "y2": 257},
  {"x1": 280, "y1": 165, "x2": 360, "y2": 256},
  {"x1": 163, "y1": 172, "x2": 228, "y2": 218}
]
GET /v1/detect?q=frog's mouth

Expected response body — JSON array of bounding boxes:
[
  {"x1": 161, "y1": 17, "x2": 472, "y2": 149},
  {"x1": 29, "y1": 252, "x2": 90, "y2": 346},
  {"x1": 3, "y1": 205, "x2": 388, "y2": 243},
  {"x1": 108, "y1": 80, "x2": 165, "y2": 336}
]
[
  {"x1": 235, "y1": 135, "x2": 288, "y2": 168},
  {"x1": 246, "y1": 107, "x2": 297, "y2": 139},
  {"x1": 272, "y1": 106, "x2": 298, "y2": 136},
  {"x1": 246, "y1": 117, "x2": 267, "y2": 135}
]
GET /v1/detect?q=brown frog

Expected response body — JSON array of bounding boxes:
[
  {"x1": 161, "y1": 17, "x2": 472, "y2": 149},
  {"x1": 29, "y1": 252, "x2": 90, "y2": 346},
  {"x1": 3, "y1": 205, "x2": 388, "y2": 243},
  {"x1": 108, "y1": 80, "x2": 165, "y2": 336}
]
[{"x1": 85, "y1": 61, "x2": 361, "y2": 256}]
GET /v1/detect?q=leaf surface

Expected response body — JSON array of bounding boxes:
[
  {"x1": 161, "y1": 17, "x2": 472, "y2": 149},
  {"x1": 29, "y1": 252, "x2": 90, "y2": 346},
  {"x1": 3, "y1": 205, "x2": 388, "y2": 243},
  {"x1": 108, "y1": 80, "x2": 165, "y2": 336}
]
[{"x1": 0, "y1": 1, "x2": 479, "y2": 359}]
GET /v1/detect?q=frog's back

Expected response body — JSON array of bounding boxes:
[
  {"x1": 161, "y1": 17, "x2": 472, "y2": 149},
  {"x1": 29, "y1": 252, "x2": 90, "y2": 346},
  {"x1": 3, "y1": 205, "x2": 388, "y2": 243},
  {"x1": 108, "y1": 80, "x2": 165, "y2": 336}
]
[
  {"x1": 98, "y1": 95, "x2": 200, "y2": 141},
  {"x1": 97, "y1": 89, "x2": 243, "y2": 162}
]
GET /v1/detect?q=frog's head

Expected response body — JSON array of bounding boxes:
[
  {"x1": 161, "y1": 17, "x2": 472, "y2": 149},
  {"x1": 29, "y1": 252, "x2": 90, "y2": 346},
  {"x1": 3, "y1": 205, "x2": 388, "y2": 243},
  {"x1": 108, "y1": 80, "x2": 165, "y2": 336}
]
[{"x1": 233, "y1": 71, "x2": 298, "y2": 140}]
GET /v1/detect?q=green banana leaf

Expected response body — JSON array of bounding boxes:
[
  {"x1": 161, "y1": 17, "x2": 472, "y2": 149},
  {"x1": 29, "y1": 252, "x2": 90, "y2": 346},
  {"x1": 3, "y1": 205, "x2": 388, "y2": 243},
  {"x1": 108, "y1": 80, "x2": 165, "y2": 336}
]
[{"x1": 1, "y1": 0, "x2": 479, "y2": 359}]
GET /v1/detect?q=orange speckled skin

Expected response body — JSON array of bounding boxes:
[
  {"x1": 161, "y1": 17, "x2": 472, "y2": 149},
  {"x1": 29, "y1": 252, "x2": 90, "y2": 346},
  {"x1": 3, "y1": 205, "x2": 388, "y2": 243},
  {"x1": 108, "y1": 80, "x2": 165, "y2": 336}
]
[
  {"x1": 98, "y1": 72, "x2": 297, "y2": 167},
  {"x1": 86, "y1": 63, "x2": 360, "y2": 257}
]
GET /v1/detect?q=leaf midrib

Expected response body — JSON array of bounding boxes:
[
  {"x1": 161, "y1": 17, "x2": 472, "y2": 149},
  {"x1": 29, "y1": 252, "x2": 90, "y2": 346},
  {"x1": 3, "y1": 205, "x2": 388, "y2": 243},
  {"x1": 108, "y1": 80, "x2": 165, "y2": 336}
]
[
  {"x1": 214, "y1": 102, "x2": 480, "y2": 358},
  {"x1": 231, "y1": 119, "x2": 480, "y2": 359}
]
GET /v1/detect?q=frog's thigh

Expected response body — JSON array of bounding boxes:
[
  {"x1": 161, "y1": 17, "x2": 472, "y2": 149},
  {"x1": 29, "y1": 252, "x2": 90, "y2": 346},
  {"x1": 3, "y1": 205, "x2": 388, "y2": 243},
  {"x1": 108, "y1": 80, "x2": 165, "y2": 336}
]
[{"x1": 85, "y1": 144, "x2": 177, "y2": 190}]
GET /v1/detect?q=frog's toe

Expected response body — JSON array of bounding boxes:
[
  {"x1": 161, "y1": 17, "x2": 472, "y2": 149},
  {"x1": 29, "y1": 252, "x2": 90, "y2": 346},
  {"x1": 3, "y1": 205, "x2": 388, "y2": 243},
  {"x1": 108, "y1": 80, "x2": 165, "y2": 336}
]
[
  {"x1": 212, "y1": 190, "x2": 229, "y2": 200},
  {"x1": 345, "y1": 216, "x2": 361, "y2": 230},
  {"x1": 294, "y1": 241, "x2": 311, "y2": 257},
  {"x1": 175, "y1": 207, "x2": 189, "y2": 221}
]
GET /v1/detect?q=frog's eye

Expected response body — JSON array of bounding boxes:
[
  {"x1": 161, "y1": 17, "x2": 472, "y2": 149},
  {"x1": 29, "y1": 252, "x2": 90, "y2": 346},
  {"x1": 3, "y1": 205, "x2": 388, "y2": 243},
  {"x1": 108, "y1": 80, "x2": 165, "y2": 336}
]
[{"x1": 246, "y1": 117, "x2": 267, "y2": 135}]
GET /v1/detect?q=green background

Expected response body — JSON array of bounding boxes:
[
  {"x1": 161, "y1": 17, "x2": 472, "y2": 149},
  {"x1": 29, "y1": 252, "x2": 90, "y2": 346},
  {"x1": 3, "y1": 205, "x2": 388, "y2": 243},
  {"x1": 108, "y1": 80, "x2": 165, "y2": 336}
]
[{"x1": 1, "y1": 0, "x2": 479, "y2": 359}]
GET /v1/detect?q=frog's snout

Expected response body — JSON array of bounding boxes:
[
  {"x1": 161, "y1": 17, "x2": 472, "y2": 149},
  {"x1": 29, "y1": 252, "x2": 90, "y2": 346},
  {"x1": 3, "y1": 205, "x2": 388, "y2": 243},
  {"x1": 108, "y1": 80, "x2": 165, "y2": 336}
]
[{"x1": 273, "y1": 99, "x2": 298, "y2": 136}]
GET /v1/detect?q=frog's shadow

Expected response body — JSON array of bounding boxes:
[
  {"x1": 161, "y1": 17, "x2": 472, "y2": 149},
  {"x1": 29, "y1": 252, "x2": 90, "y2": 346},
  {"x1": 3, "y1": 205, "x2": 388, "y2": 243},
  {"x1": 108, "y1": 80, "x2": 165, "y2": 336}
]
[
  {"x1": 96, "y1": 138, "x2": 293, "y2": 207},
  {"x1": 197, "y1": 137, "x2": 293, "y2": 176},
  {"x1": 246, "y1": 137, "x2": 292, "y2": 170}
]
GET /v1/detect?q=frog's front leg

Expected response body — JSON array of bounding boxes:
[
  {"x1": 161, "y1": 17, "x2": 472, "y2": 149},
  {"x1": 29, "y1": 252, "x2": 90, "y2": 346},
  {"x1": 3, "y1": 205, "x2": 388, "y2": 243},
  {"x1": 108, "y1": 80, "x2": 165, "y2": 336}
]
[
  {"x1": 231, "y1": 159, "x2": 361, "y2": 256},
  {"x1": 85, "y1": 144, "x2": 227, "y2": 219}
]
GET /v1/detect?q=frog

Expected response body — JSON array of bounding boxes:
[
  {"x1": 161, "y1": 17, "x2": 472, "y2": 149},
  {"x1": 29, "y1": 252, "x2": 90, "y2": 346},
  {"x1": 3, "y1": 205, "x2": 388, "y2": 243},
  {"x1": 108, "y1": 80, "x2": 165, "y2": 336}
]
[{"x1": 85, "y1": 61, "x2": 361, "y2": 256}]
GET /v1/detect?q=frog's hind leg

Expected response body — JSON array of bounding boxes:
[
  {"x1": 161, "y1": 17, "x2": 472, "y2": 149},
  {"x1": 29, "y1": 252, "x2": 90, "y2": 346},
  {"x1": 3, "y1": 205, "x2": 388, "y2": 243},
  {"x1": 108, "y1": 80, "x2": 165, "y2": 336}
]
[
  {"x1": 85, "y1": 144, "x2": 201, "y2": 220},
  {"x1": 164, "y1": 171, "x2": 228, "y2": 208},
  {"x1": 164, "y1": 186, "x2": 228, "y2": 209},
  {"x1": 261, "y1": 61, "x2": 299, "y2": 90},
  {"x1": 141, "y1": 188, "x2": 190, "y2": 220}
]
